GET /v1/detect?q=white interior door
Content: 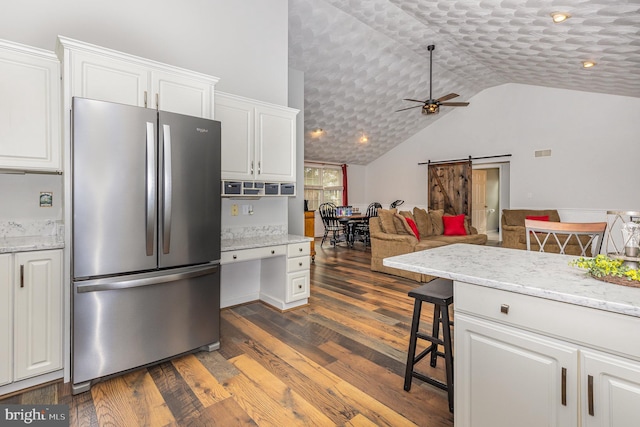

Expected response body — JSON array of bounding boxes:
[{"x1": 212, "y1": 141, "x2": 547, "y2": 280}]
[{"x1": 472, "y1": 169, "x2": 487, "y2": 234}]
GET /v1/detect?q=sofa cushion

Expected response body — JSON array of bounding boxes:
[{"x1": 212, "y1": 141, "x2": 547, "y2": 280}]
[
  {"x1": 405, "y1": 217, "x2": 420, "y2": 239},
  {"x1": 378, "y1": 208, "x2": 397, "y2": 233},
  {"x1": 443, "y1": 214, "x2": 467, "y2": 236},
  {"x1": 394, "y1": 213, "x2": 414, "y2": 236},
  {"x1": 429, "y1": 209, "x2": 445, "y2": 235},
  {"x1": 502, "y1": 209, "x2": 560, "y2": 226},
  {"x1": 430, "y1": 233, "x2": 488, "y2": 245},
  {"x1": 413, "y1": 207, "x2": 432, "y2": 237},
  {"x1": 526, "y1": 215, "x2": 550, "y2": 221}
]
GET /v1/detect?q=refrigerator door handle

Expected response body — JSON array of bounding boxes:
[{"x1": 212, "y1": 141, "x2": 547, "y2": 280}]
[
  {"x1": 145, "y1": 122, "x2": 157, "y2": 256},
  {"x1": 75, "y1": 263, "x2": 219, "y2": 293},
  {"x1": 162, "y1": 124, "x2": 173, "y2": 254}
]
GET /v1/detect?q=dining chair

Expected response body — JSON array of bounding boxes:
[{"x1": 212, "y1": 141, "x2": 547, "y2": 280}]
[
  {"x1": 354, "y1": 202, "x2": 382, "y2": 248},
  {"x1": 525, "y1": 219, "x2": 607, "y2": 256},
  {"x1": 319, "y1": 202, "x2": 346, "y2": 247}
]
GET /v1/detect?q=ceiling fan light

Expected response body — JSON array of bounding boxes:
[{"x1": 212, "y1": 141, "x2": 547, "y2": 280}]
[
  {"x1": 550, "y1": 12, "x2": 570, "y2": 23},
  {"x1": 423, "y1": 103, "x2": 439, "y2": 115}
]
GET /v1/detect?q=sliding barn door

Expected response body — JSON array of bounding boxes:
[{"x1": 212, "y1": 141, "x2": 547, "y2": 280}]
[{"x1": 428, "y1": 160, "x2": 472, "y2": 217}]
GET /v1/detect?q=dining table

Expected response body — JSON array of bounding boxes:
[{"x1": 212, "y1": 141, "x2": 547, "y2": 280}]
[{"x1": 337, "y1": 213, "x2": 367, "y2": 247}]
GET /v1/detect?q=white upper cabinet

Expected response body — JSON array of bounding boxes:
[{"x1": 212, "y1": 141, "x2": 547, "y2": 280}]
[
  {"x1": 57, "y1": 36, "x2": 217, "y2": 119},
  {"x1": 0, "y1": 40, "x2": 61, "y2": 172},
  {"x1": 216, "y1": 91, "x2": 297, "y2": 182}
]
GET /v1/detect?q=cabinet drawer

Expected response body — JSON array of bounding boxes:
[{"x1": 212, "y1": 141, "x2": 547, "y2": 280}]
[
  {"x1": 286, "y1": 271, "x2": 310, "y2": 303},
  {"x1": 454, "y1": 281, "x2": 640, "y2": 361},
  {"x1": 221, "y1": 245, "x2": 286, "y2": 264},
  {"x1": 287, "y1": 242, "x2": 310, "y2": 257},
  {"x1": 287, "y1": 256, "x2": 310, "y2": 273}
]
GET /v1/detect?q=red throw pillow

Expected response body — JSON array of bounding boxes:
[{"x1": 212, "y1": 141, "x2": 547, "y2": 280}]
[
  {"x1": 526, "y1": 215, "x2": 549, "y2": 221},
  {"x1": 442, "y1": 214, "x2": 467, "y2": 236},
  {"x1": 405, "y1": 217, "x2": 420, "y2": 240}
]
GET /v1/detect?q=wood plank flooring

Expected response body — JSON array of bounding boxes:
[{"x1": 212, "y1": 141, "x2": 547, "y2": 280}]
[{"x1": 1, "y1": 242, "x2": 454, "y2": 426}]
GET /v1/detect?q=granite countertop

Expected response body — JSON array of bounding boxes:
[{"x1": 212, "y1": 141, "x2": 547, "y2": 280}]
[
  {"x1": 222, "y1": 234, "x2": 312, "y2": 252},
  {"x1": 384, "y1": 243, "x2": 640, "y2": 318},
  {"x1": 0, "y1": 235, "x2": 64, "y2": 253}
]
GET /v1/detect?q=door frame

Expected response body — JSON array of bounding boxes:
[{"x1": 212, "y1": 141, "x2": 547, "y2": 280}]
[{"x1": 472, "y1": 161, "x2": 510, "y2": 242}]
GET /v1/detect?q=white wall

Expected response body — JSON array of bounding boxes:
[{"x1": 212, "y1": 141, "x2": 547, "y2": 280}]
[
  {"x1": 288, "y1": 68, "x2": 305, "y2": 235},
  {"x1": 366, "y1": 83, "x2": 640, "y2": 217},
  {"x1": 0, "y1": 0, "x2": 289, "y2": 106}
]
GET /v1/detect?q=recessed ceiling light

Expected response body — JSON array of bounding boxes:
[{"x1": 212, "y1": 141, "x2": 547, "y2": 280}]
[
  {"x1": 311, "y1": 128, "x2": 324, "y2": 137},
  {"x1": 582, "y1": 61, "x2": 596, "y2": 69},
  {"x1": 359, "y1": 130, "x2": 368, "y2": 144},
  {"x1": 550, "y1": 12, "x2": 571, "y2": 23}
]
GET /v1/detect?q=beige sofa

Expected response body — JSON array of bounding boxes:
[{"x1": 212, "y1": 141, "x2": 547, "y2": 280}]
[
  {"x1": 501, "y1": 209, "x2": 591, "y2": 255},
  {"x1": 370, "y1": 207, "x2": 488, "y2": 282}
]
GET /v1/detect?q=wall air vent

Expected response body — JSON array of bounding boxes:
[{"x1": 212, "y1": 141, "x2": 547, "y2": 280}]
[{"x1": 534, "y1": 149, "x2": 552, "y2": 157}]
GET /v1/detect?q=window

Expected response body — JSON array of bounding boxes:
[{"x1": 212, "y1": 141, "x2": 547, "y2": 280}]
[{"x1": 304, "y1": 164, "x2": 343, "y2": 211}]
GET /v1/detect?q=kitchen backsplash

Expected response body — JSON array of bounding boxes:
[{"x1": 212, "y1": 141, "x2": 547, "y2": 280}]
[{"x1": 0, "y1": 219, "x2": 64, "y2": 238}]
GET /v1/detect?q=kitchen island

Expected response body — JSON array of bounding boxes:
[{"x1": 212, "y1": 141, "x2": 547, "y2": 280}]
[{"x1": 384, "y1": 244, "x2": 640, "y2": 427}]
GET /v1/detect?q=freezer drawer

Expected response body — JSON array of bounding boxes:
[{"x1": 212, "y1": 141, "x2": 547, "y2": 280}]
[{"x1": 72, "y1": 264, "x2": 220, "y2": 388}]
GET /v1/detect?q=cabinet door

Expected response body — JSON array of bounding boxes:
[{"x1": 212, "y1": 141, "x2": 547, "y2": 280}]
[
  {"x1": 13, "y1": 250, "x2": 62, "y2": 381},
  {"x1": 0, "y1": 254, "x2": 11, "y2": 386},
  {"x1": 255, "y1": 105, "x2": 296, "y2": 182},
  {"x1": 582, "y1": 349, "x2": 640, "y2": 427},
  {"x1": 0, "y1": 42, "x2": 61, "y2": 171},
  {"x1": 455, "y1": 314, "x2": 578, "y2": 427},
  {"x1": 152, "y1": 70, "x2": 212, "y2": 118},
  {"x1": 70, "y1": 50, "x2": 149, "y2": 107},
  {"x1": 216, "y1": 94, "x2": 255, "y2": 180}
]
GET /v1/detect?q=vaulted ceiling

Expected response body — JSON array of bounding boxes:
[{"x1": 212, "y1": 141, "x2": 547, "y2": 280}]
[{"x1": 288, "y1": 0, "x2": 640, "y2": 165}]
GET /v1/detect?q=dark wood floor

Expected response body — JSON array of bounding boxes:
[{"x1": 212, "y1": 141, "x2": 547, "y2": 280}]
[{"x1": 1, "y1": 241, "x2": 454, "y2": 426}]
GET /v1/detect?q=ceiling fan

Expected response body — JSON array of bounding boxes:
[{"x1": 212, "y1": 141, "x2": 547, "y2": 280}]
[{"x1": 397, "y1": 45, "x2": 469, "y2": 115}]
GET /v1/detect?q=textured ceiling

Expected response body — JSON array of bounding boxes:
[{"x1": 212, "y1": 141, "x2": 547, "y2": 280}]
[{"x1": 288, "y1": 0, "x2": 640, "y2": 165}]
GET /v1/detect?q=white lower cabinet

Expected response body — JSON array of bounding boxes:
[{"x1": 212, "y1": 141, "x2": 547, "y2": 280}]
[
  {"x1": 582, "y1": 349, "x2": 640, "y2": 426},
  {"x1": 456, "y1": 314, "x2": 578, "y2": 427},
  {"x1": 455, "y1": 281, "x2": 640, "y2": 427},
  {"x1": 0, "y1": 250, "x2": 62, "y2": 388}
]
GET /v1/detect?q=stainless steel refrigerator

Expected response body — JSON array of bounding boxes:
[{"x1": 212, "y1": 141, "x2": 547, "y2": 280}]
[{"x1": 71, "y1": 97, "x2": 221, "y2": 394}]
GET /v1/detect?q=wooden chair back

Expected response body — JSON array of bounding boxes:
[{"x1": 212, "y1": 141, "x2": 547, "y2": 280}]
[{"x1": 525, "y1": 219, "x2": 607, "y2": 257}]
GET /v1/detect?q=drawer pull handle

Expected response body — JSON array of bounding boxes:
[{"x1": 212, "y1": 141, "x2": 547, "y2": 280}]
[
  {"x1": 20, "y1": 265, "x2": 24, "y2": 288},
  {"x1": 588, "y1": 375, "x2": 594, "y2": 416},
  {"x1": 299, "y1": 247, "x2": 303, "y2": 252},
  {"x1": 232, "y1": 255, "x2": 237, "y2": 260},
  {"x1": 299, "y1": 262, "x2": 303, "y2": 266},
  {"x1": 561, "y1": 367, "x2": 567, "y2": 406},
  {"x1": 271, "y1": 250, "x2": 275, "y2": 255},
  {"x1": 500, "y1": 304, "x2": 509, "y2": 314}
]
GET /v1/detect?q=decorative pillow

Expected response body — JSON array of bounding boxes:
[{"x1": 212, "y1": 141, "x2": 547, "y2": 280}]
[
  {"x1": 405, "y1": 217, "x2": 420, "y2": 240},
  {"x1": 526, "y1": 215, "x2": 550, "y2": 221},
  {"x1": 393, "y1": 213, "x2": 414, "y2": 236},
  {"x1": 413, "y1": 207, "x2": 432, "y2": 237},
  {"x1": 377, "y1": 208, "x2": 398, "y2": 234},
  {"x1": 442, "y1": 214, "x2": 467, "y2": 236},
  {"x1": 429, "y1": 209, "x2": 445, "y2": 235}
]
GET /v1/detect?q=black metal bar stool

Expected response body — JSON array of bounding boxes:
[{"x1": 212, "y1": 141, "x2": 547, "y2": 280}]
[{"x1": 404, "y1": 278, "x2": 454, "y2": 413}]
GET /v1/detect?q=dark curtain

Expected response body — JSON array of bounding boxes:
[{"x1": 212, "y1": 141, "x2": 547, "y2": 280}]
[
  {"x1": 341, "y1": 164, "x2": 348, "y2": 205},
  {"x1": 428, "y1": 160, "x2": 472, "y2": 216}
]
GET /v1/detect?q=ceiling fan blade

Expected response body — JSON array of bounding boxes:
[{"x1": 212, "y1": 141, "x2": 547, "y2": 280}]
[
  {"x1": 440, "y1": 102, "x2": 470, "y2": 107},
  {"x1": 403, "y1": 98, "x2": 427, "y2": 103},
  {"x1": 396, "y1": 105, "x2": 424, "y2": 112},
  {"x1": 436, "y1": 93, "x2": 459, "y2": 102}
]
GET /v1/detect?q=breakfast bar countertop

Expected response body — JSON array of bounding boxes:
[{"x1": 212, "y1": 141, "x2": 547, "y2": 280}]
[
  {"x1": 384, "y1": 243, "x2": 640, "y2": 318},
  {"x1": 221, "y1": 234, "x2": 312, "y2": 252}
]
